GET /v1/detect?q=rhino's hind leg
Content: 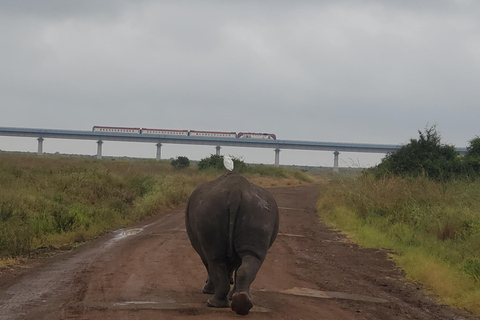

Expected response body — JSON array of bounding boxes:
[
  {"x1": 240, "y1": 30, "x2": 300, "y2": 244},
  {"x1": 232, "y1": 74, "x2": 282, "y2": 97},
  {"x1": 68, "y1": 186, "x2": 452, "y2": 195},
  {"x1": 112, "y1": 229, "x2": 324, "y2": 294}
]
[
  {"x1": 205, "y1": 262, "x2": 230, "y2": 308},
  {"x1": 230, "y1": 254, "x2": 262, "y2": 315},
  {"x1": 231, "y1": 292, "x2": 253, "y2": 316}
]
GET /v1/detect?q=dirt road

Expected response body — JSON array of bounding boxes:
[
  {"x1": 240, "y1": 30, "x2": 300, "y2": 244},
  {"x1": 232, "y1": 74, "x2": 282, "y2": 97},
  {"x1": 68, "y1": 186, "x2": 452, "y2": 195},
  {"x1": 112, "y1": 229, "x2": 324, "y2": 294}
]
[{"x1": 0, "y1": 184, "x2": 477, "y2": 319}]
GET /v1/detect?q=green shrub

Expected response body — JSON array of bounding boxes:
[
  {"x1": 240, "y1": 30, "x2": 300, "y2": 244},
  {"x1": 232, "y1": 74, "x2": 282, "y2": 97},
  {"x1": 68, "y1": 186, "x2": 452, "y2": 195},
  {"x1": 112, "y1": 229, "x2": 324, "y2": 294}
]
[
  {"x1": 197, "y1": 154, "x2": 246, "y2": 173},
  {"x1": 171, "y1": 156, "x2": 190, "y2": 170},
  {"x1": 197, "y1": 154, "x2": 223, "y2": 171},
  {"x1": 369, "y1": 125, "x2": 479, "y2": 181},
  {"x1": 466, "y1": 137, "x2": 480, "y2": 158}
]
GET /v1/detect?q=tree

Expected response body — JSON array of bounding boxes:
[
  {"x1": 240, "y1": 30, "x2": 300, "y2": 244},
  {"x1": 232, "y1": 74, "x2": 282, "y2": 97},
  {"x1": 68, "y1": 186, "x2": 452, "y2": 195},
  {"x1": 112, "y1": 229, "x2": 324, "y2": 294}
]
[
  {"x1": 466, "y1": 137, "x2": 480, "y2": 158},
  {"x1": 171, "y1": 156, "x2": 190, "y2": 170},
  {"x1": 463, "y1": 137, "x2": 480, "y2": 176},
  {"x1": 369, "y1": 125, "x2": 462, "y2": 181}
]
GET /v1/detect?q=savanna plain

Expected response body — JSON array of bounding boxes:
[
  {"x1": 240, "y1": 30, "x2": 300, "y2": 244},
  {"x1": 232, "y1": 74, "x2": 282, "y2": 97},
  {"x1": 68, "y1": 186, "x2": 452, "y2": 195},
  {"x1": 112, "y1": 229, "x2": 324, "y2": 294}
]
[{"x1": 0, "y1": 153, "x2": 479, "y2": 319}]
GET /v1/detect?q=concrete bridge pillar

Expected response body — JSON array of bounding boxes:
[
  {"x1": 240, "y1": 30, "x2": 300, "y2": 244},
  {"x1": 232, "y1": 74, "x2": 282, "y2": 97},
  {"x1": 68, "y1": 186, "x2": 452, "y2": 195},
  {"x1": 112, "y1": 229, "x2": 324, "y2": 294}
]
[
  {"x1": 97, "y1": 140, "x2": 103, "y2": 159},
  {"x1": 216, "y1": 145, "x2": 221, "y2": 156},
  {"x1": 274, "y1": 148, "x2": 281, "y2": 167},
  {"x1": 37, "y1": 137, "x2": 44, "y2": 155},
  {"x1": 156, "y1": 143, "x2": 162, "y2": 160},
  {"x1": 333, "y1": 151, "x2": 339, "y2": 173}
]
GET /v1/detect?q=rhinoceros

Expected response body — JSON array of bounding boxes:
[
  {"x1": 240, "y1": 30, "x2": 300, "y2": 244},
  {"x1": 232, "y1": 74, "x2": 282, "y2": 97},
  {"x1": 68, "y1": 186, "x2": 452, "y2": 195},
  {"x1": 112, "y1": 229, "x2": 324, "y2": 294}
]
[{"x1": 185, "y1": 172, "x2": 279, "y2": 315}]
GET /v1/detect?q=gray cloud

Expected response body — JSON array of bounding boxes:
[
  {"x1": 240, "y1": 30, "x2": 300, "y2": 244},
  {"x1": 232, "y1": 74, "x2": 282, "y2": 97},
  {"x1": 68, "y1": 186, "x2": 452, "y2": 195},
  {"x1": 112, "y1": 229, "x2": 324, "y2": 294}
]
[{"x1": 1, "y1": 1, "x2": 479, "y2": 166}]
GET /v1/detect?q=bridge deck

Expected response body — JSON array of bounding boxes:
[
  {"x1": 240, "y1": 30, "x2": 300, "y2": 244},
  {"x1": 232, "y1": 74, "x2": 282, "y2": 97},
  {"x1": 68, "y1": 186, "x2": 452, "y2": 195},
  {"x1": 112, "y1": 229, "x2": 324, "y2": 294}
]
[{"x1": 0, "y1": 126, "x2": 467, "y2": 154}]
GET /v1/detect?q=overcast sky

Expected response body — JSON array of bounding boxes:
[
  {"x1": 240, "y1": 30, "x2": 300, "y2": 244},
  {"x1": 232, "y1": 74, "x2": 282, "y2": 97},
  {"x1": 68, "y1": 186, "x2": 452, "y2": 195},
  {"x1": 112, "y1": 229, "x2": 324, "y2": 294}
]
[{"x1": 1, "y1": 1, "x2": 479, "y2": 167}]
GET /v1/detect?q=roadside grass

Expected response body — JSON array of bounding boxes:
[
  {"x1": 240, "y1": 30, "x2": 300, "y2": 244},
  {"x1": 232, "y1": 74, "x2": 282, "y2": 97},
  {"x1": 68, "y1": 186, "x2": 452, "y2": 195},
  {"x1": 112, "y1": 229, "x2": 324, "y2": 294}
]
[
  {"x1": 0, "y1": 257, "x2": 22, "y2": 269},
  {"x1": 0, "y1": 153, "x2": 317, "y2": 262},
  {"x1": 318, "y1": 175, "x2": 480, "y2": 315}
]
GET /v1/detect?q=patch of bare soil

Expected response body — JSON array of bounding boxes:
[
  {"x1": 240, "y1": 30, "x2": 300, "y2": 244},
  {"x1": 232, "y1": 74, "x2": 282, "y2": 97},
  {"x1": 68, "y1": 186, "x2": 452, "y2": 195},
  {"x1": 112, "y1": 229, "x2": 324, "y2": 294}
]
[{"x1": 0, "y1": 184, "x2": 478, "y2": 320}]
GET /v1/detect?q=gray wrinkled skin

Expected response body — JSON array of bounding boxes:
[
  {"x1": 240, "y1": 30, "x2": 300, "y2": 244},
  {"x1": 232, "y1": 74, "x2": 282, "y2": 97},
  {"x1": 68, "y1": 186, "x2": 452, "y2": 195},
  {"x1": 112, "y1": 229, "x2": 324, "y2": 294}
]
[{"x1": 185, "y1": 172, "x2": 279, "y2": 315}]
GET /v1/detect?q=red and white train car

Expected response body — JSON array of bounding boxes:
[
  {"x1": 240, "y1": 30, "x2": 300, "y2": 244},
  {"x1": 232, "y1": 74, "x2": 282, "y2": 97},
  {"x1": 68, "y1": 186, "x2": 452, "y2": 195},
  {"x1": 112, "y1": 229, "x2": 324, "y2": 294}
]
[
  {"x1": 141, "y1": 128, "x2": 189, "y2": 136},
  {"x1": 92, "y1": 126, "x2": 141, "y2": 134},
  {"x1": 189, "y1": 130, "x2": 237, "y2": 139},
  {"x1": 92, "y1": 126, "x2": 277, "y2": 140},
  {"x1": 237, "y1": 132, "x2": 276, "y2": 140}
]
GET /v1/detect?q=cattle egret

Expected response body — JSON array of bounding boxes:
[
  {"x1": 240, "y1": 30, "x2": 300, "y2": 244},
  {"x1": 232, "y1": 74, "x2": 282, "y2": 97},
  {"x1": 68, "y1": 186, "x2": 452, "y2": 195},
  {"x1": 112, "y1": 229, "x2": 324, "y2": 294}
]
[{"x1": 223, "y1": 155, "x2": 234, "y2": 171}]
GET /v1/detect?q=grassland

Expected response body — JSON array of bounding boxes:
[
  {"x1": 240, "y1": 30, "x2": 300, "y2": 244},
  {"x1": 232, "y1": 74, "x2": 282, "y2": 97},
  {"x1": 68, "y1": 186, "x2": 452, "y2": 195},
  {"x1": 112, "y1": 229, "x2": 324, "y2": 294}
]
[
  {"x1": 319, "y1": 175, "x2": 480, "y2": 315},
  {"x1": 0, "y1": 153, "x2": 317, "y2": 266}
]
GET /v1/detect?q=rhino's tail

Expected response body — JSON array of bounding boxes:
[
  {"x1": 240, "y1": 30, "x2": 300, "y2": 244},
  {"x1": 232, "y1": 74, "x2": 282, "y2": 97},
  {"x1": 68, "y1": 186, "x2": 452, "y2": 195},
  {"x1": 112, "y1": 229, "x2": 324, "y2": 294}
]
[{"x1": 227, "y1": 192, "x2": 241, "y2": 260}]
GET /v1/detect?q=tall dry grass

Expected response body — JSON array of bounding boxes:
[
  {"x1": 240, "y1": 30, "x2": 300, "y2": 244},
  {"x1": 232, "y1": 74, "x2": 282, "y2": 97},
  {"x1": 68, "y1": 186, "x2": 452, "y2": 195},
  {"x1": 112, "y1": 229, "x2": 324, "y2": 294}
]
[
  {"x1": 319, "y1": 175, "x2": 480, "y2": 315},
  {"x1": 0, "y1": 155, "x2": 209, "y2": 255},
  {"x1": 0, "y1": 153, "x2": 315, "y2": 263}
]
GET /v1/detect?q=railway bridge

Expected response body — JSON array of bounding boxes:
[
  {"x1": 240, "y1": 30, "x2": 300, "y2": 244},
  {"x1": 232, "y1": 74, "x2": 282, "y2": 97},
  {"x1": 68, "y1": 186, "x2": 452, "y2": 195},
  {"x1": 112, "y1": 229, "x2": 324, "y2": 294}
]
[{"x1": 0, "y1": 126, "x2": 468, "y2": 171}]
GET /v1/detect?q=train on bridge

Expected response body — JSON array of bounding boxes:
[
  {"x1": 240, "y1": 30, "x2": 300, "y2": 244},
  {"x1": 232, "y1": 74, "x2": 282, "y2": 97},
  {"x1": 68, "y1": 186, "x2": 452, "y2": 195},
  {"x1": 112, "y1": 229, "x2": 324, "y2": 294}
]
[{"x1": 92, "y1": 126, "x2": 277, "y2": 140}]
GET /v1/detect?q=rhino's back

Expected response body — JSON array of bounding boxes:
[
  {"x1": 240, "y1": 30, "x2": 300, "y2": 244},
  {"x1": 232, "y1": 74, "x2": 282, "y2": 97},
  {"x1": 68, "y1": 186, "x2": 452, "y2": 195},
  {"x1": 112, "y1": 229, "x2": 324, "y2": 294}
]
[{"x1": 186, "y1": 173, "x2": 279, "y2": 259}]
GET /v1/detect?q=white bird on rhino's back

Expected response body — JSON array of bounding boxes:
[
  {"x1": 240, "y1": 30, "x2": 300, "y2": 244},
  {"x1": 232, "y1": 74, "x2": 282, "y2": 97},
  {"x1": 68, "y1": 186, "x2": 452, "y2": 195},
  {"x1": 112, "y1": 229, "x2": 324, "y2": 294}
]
[{"x1": 223, "y1": 155, "x2": 234, "y2": 171}]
